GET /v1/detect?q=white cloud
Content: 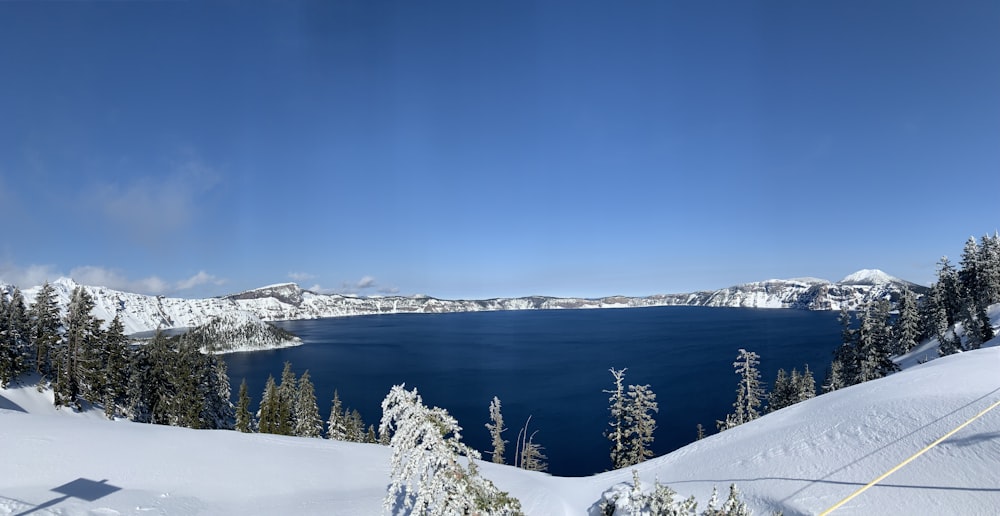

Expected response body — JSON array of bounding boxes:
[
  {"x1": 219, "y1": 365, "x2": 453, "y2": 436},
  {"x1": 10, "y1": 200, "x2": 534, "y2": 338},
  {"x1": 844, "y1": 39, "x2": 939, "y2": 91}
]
[
  {"x1": 288, "y1": 272, "x2": 316, "y2": 282},
  {"x1": 357, "y1": 275, "x2": 376, "y2": 289},
  {"x1": 0, "y1": 262, "x2": 224, "y2": 296},
  {"x1": 0, "y1": 263, "x2": 61, "y2": 289},
  {"x1": 176, "y1": 270, "x2": 225, "y2": 291}
]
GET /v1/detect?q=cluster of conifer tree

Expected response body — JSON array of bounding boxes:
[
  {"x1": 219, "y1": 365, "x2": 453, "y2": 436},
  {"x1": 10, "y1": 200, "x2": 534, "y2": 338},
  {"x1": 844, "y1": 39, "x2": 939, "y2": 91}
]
[
  {"x1": 824, "y1": 233, "x2": 1000, "y2": 392},
  {"x1": 234, "y1": 361, "x2": 386, "y2": 445},
  {"x1": 0, "y1": 283, "x2": 233, "y2": 428},
  {"x1": 714, "y1": 348, "x2": 816, "y2": 433}
]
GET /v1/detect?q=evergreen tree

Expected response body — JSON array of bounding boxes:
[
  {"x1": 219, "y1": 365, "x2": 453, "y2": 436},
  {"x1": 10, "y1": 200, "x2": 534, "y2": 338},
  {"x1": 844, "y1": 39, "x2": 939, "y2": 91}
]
[
  {"x1": 276, "y1": 361, "x2": 297, "y2": 436},
  {"x1": 515, "y1": 415, "x2": 547, "y2": 472},
  {"x1": 485, "y1": 396, "x2": 508, "y2": 464},
  {"x1": 326, "y1": 390, "x2": 347, "y2": 440},
  {"x1": 822, "y1": 359, "x2": 845, "y2": 393},
  {"x1": 293, "y1": 370, "x2": 323, "y2": 438},
  {"x1": 797, "y1": 364, "x2": 816, "y2": 402},
  {"x1": 717, "y1": 349, "x2": 764, "y2": 431},
  {"x1": 57, "y1": 286, "x2": 100, "y2": 408},
  {"x1": 834, "y1": 308, "x2": 859, "y2": 386},
  {"x1": 258, "y1": 375, "x2": 280, "y2": 434},
  {"x1": 936, "y1": 256, "x2": 963, "y2": 326},
  {"x1": 979, "y1": 232, "x2": 1000, "y2": 305},
  {"x1": 366, "y1": 424, "x2": 377, "y2": 444},
  {"x1": 605, "y1": 368, "x2": 629, "y2": 468},
  {"x1": 345, "y1": 408, "x2": 366, "y2": 442},
  {"x1": 379, "y1": 384, "x2": 523, "y2": 515},
  {"x1": 102, "y1": 314, "x2": 129, "y2": 419},
  {"x1": 893, "y1": 286, "x2": 920, "y2": 355},
  {"x1": 30, "y1": 282, "x2": 61, "y2": 378},
  {"x1": 696, "y1": 423, "x2": 706, "y2": 440},
  {"x1": 622, "y1": 383, "x2": 658, "y2": 466},
  {"x1": 768, "y1": 369, "x2": 793, "y2": 413},
  {"x1": 854, "y1": 300, "x2": 897, "y2": 383},
  {"x1": 235, "y1": 378, "x2": 253, "y2": 432}
]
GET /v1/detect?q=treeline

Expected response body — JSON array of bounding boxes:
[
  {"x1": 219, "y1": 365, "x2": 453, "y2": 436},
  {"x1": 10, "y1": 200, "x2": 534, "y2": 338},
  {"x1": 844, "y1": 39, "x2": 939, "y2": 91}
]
[
  {"x1": 0, "y1": 283, "x2": 233, "y2": 427},
  {"x1": 233, "y1": 361, "x2": 386, "y2": 445}
]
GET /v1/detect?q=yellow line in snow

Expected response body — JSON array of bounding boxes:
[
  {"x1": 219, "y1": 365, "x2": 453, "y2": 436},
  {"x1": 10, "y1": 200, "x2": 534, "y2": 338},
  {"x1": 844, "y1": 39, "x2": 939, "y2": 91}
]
[{"x1": 819, "y1": 396, "x2": 1000, "y2": 515}]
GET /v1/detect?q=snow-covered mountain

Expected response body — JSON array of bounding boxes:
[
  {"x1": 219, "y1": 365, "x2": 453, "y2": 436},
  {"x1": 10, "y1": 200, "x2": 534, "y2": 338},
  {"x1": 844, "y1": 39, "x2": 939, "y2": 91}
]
[
  {"x1": 3, "y1": 313, "x2": 999, "y2": 515},
  {"x1": 1, "y1": 269, "x2": 925, "y2": 337}
]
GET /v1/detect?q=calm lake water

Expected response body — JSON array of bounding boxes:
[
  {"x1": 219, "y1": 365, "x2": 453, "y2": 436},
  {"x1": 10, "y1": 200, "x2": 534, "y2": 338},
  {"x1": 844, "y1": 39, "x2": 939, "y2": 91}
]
[{"x1": 222, "y1": 306, "x2": 842, "y2": 477}]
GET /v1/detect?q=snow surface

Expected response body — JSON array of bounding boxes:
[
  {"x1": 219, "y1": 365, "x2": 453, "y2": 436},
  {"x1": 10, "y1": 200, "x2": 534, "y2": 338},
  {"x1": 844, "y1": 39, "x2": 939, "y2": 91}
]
[
  {"x1": 4, "y1": 307, "x2": 1000, "y2": 515},
  {"x1": 839, "y1": 269, "x2": 900, "y2": 285}
]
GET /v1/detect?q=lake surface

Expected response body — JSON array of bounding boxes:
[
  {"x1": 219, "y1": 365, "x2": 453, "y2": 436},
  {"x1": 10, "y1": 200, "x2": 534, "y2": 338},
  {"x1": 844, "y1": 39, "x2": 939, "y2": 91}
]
[{"x1": 222, "y1": 306, "x2": 842, "y2": 477}]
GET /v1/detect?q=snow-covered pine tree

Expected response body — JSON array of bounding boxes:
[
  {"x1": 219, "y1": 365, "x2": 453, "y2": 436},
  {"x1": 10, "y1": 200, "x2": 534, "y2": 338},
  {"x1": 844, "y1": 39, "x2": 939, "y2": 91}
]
[
  {"x1": 345, "y1": 408, "x2": 366, "y2": 442},
  {"x1": 0, "y1": 290, "x2": 13, "y2": 386},
  {"x1": 379, "y1": 384, "x2": 523, "y2": 515},
  {"x1": 717, "y1": 349, "x2": 764, "y2": 432},
  {"x1": 516, "y1": 416, "x2": 547, "y2": 472},
  {"x1": 30, "y1": 281, "x2": 61, "y2": 379},
  {"x1": 293, "y1": 370, "x2": 323, "y2": 438},
  {"x1": 236, "y1": 378, "x2": 253, "y2": 432},
  {"x1": 937, "y1": 256, "x2": 963, "y2": 327},
  {"x1": 276, "y1": 361, "x2": 297, "y2": 436},
  {"x1": 258, "y1": 375, "x2": 280, "y2": 434},
  {"x1": 605, "y1": 367, "x2": 629, "y2": 468},
  {"x1": 893, "y1": 286, "x2": 920, "y2": 355},
  {"x1": 326, "y1": 390, "x2": 347, "y2": 440},
  {"x1": 855, "y1": 300, "x2": 897, "y2": 383},
  {"x1": 979, "y1": 232, "x2": 1000, "y2": 305},
  {"x1": 622, "y1": 383, "x2": 658, "y2": 466},
  {"x1": 834, "y1": 308, "x2": 859, "y2": 387},
  {"x1": 822, "y1": 359, "x2": 845, "y2": 393},
  {"x1": 797, "y1": 364, "x2": 816, "y2": 402},
  {"x1": 485, "y1": 395, "x2": 508, "y2": 464}
]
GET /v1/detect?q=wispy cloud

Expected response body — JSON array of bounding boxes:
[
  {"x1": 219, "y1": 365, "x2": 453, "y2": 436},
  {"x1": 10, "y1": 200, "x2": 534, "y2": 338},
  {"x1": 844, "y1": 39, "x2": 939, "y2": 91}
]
[
  {"x1": 302, "y1": 276, "x2": 397, "y2": 296},
  {"x1": 0, "y1": 262, "x2": 225, "y2": 296},
  {"x1": 288, "y1": 271, "x2": 316, "y2": 282},
  {"x1": 88, "y1": 154, "x2": 221, "y2": 245},
  {"x1": 176, "y1": 270, "x2": 225, "y2": 291}
]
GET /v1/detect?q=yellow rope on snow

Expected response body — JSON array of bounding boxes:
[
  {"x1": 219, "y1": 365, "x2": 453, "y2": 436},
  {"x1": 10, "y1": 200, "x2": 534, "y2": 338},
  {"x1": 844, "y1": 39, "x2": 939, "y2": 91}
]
[{"x1": 819, "y1": 397, "x2": 1000, "y2": 515}]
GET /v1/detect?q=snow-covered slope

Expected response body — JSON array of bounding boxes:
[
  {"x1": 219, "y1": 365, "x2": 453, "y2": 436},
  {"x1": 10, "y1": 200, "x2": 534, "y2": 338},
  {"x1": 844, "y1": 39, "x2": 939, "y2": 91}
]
[
  {"x1": 4, "y1": 329, "x2": 1000, "y2": 515},
  {"x1": 1, "y1": 269, "x2": 924, "y2": 338}
]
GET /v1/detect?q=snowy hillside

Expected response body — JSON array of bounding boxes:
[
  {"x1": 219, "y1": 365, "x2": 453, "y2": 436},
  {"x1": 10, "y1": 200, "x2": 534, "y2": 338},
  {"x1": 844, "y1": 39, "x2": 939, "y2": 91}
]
[
  {"x1": 0, "y1": 270, "x2": 923, "y2": 342},
  {"x1": 179, "y1": 311, "x2": 302, "y2": 354},
  {"x1": 4, "y1": 325, "x2": 1000, "y2": 515}
]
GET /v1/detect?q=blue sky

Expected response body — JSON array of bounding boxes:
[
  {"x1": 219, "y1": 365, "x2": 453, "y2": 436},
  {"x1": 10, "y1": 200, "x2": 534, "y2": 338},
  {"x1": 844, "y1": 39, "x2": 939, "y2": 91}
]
[{"x1": 1, "y1": 1, "x2": 998, "y2": 299}]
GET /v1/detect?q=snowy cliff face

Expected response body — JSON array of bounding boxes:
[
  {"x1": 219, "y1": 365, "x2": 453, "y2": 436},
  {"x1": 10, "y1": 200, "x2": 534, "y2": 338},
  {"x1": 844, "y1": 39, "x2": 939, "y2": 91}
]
[{"x1": 1, "y1": 269, "x2": 926, "y2": 337}]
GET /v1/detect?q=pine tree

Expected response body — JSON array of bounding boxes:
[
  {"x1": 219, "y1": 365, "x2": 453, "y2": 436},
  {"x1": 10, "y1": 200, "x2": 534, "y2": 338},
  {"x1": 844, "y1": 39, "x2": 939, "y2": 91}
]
[
  {"x1": 855, "y1": 300, "x2": 897, "y2": 383},
  {"x1": 326, "y1": 390, "x2": 347, "y2": 440},
  {"x1": 258, "y1": 375, "x2": 280, "y2": 434},
  {"x1": 768, "y1": 369, "x2": 792, "y2": 413},
  {"x1": 30, "y1": 282, "x2": 61, "y2": 379},
  {"x1": 515, "y1": 415, "x2": 547, "y2": 472},
  {"x1": 797, "y1": 364, "x2": 816, "y2": 402},
  {"x1": 834, "y1": 308, "x2": 859, "y2": 386},
  {"x1": 276, "y1": 361, "x2": 297, "y2": 436},
  {"x1": 102, "y1": 314, "x2": 129, "y2": 419},
  {"x1": 822, "y1": 359, "x2": 845, "y2": 393},
  {"x1": 937, "y1": 257, "x2": 963, "y2": 326},
  {"x1": 893, "y1": 286, "x2": 920, "y2": 355},
  {"x1": 235, "y1": 378, "x2": 253, "y2": 432},
  {"x1": 979, "y1": 232, "x2": 1000, "y2": 305},
  {"x1": 717, "y1": 349, "x2": 764, "y2": 431},
  {"x1": 293, "y1": 370, "x2": 323, "y2": 437},
  {"x1": 622, "y1": 383, "x2": 658, "y2": 466},
  {"x1": 605, "y1": 367, "x2": 629, "y2": 468},
  {"x1": 485, "y1": 396, "x2": 508, "y2": 464},
  {"x1": 696, "y1": 423, "x2": 706, "y2": 440},
  {"x1": 57, "y1": 286, "x2": 100, "y2": 408},
  {"x1": 0, "y1": 289, "x2": 13, "y2": 386},
  {"x1": 379, "y1": 384, "x2": 523, "y2": 515},
  {"x1": 345, "y1": 408, "x2": 366, "y2": 442}
]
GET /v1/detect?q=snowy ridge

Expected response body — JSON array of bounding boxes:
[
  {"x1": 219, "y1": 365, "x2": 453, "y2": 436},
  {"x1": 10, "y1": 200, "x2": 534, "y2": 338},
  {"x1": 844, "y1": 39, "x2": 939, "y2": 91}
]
[{"x1": 1, "y1": 269, "x2": 925, "y2": 338}]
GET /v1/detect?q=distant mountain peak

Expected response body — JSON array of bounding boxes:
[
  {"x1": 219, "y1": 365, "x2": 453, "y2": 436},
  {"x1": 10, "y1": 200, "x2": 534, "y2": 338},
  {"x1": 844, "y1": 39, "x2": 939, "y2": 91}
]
[{"x1": 839, "y1": 269, "x2": 898, "y2": 285}]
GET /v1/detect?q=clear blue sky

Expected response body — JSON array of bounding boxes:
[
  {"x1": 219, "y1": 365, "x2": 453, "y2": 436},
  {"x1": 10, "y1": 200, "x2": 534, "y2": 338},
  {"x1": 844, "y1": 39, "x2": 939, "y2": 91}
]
[{"x1": 1, "y1": 1, "x2": 998, "y2": 299}]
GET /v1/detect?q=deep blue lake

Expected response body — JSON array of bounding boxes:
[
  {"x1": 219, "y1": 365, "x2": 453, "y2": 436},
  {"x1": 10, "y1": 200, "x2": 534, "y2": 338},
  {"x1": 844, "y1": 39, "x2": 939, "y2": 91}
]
[{"x1": 222, "y1": 306, "x2": 842, "y2": 477}]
